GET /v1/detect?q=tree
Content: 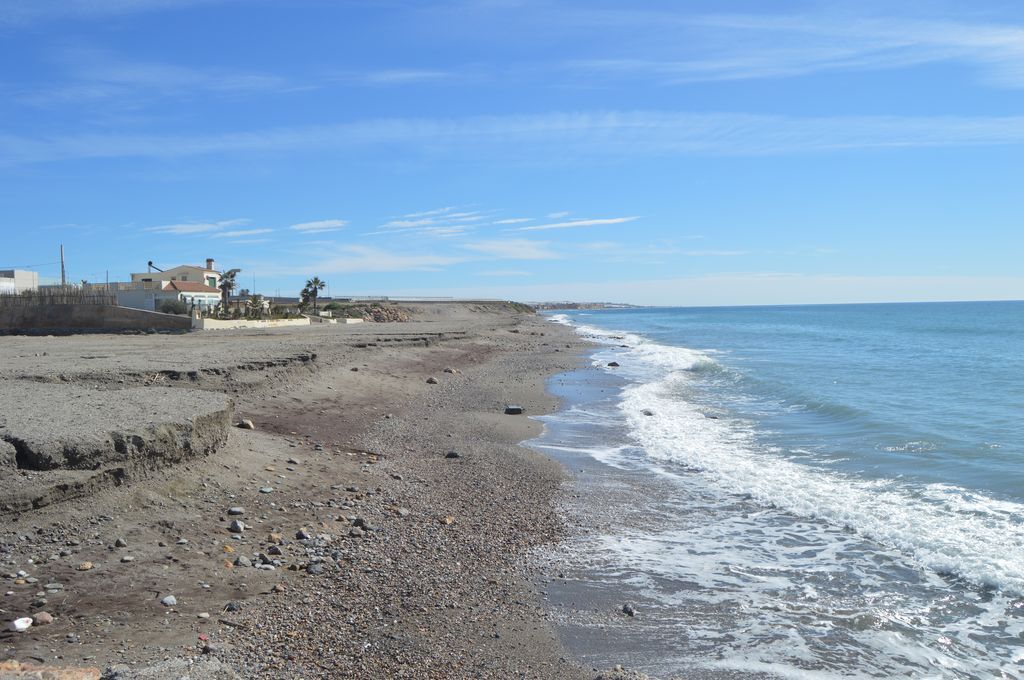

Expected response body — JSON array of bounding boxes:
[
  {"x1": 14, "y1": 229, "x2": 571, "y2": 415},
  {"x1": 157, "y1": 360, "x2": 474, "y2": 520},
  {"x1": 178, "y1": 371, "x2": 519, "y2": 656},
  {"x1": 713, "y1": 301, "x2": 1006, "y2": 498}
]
[
  {"x1": 304, "y1": 276, "x2": 326, "y2": 314},
  {"x1": 246, "y1": 293, "x2": 266, "y2": 319},
  {"x1": 218, "y1": 268, "x2": 241, "y2": 314}
]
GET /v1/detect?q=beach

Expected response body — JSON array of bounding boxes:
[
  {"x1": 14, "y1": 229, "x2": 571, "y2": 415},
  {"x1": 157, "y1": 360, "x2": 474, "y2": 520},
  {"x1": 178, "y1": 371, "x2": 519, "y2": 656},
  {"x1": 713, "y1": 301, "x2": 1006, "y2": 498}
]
[{"x1": 0, "y1": 303, "x2": 606, "y2": 679}]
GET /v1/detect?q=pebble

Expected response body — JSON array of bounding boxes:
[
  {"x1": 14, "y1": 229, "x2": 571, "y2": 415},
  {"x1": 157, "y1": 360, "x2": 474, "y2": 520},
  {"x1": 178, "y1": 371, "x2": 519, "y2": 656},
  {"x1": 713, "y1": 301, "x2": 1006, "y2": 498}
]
[
  {"x1": 32, "y1": 611, "x2": 54, "y2": 626},
  {"x1": 259, "y1": 487, "x2": 274, "y2": 494},
  {"x1": 445, "y1": 451, "x2": 461, "y2": 459},
  {"x1": 198, "y1": 612, "x2": 210, "y2": 619},
  {"x1": 234, "y1": 556, "x2": 252, "y2": 568},
  {"x1": 426, "y1": 377, "x2": 439, "y2": 384},
  {"x1": 296, "y1": 528, "x2": 311, "y2": 540},
  {"x1": 114, "y1": 537, "x2": 128, "y2": 548},
  {"x1": 160, "y1": 595, "x2": 177, "y2": 607},
  {"x1": 8, "y1": 617, "x2": 32, "y2": 632},
  {"x1": 306, "y1": 563, "x2": 325, "y2": 576},
  {"x1": 121, "y1": 555, "x2": 135, "y2": 563},
  {"x1": 77, "y1": 561, "x2": 94, "y2": 571},
  {"x1": 228, "y1": 519, "x2": 246, "y2": 534},
  {"x1": 622, "y1": 603, "x2": 636, "y2": 617},
  {"x1": 238, "y1": 419, "x2": 256, "y2": 430},
  {"x1": 227, "y1": 507, "x2": 245, "y2": 516}
]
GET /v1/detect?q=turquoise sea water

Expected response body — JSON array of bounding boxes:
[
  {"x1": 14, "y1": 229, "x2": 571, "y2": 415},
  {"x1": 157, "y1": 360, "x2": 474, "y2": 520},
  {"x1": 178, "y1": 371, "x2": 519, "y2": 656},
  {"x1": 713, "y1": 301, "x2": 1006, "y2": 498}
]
[{"x1": 534, "y1": 301, "x2": 1024, "y2": 678}]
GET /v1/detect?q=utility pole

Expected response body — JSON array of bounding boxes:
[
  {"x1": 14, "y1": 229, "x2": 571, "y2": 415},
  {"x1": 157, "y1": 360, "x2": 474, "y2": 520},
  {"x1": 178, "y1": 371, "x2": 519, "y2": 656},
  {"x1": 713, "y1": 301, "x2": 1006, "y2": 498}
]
[{"x1": 60, "y1": 244, "x2": 66, "y2": 287}]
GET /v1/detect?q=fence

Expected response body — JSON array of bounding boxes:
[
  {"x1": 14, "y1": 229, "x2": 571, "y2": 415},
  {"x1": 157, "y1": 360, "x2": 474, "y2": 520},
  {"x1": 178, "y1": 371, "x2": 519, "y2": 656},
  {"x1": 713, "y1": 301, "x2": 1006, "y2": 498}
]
[{"x1": 0, "y1": 287, "x2": 118, "y2": 307}]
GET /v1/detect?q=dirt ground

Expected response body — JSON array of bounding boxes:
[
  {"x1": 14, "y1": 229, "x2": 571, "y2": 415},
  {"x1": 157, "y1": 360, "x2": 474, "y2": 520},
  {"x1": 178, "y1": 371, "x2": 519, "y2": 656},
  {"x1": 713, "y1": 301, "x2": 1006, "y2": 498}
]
[{"x1": 0, "y1": 303, "x2": 599, "y2": 679}]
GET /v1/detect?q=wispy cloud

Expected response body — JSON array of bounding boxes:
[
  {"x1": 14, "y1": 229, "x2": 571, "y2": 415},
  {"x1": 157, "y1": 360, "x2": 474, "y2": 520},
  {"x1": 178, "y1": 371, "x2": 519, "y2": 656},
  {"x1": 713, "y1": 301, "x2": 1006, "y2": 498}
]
[
  {"x1": 0, "y1": 0, "x2": 230, "y2": 25},
  {"x1": 461, "y1": 239, "x2": 559, "y2": 260},
  {"x1": 370, "y1": 207, "x2": 489, "y2": 238},
  {"x1": 515, "y1": 216, "x2": 639, "y2": 232},
  {"x1": 280, "y1": 245, "x2": 468, "y2": 274},
  {"x1": 563, "y1": 11, "x2": 1024, "y2": 88},
  {"x1": 476, "y1": 270, "x2": 534, "y2": 277},
  {"x1": 547, "y1": 211, "x2": 571, "y2": 219},
  {"x1": 9, "y1": 111, "x2": 1024, "y2": 166},
  {"x1": 213, "y1": 228, "x2": 273, "y2": 238},
  {"x1": 492, "y1": 217, "x2": 533, "y2": 225},
  {"x1": 143, "y1": 218, "x2": 248, "y2": 235},
  {"x1": 22, "y1": 49, "x2": 295, "y2": 107},
  {"x1": 363, "y1": 69, "x2": 452, "y2": 85},
  {"x1": 290, "y1": 219, "x2": 347, "y2": 234}
]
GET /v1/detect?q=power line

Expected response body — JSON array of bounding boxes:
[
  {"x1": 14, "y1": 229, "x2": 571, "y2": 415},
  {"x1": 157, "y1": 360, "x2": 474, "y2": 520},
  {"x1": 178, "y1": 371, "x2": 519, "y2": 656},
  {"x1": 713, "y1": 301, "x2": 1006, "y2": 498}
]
[{"x1": 0, "y1": 261, "x2": 60, "y2": 269}]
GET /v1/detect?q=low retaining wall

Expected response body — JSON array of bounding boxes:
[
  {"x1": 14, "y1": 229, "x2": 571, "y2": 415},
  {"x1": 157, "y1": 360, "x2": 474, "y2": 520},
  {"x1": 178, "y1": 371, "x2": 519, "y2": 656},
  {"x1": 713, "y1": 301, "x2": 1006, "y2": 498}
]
[
  {"x1": 193, "y1": 317, "x2": 312, "y2": 330},
  {"x1": 0, "y1": 304, "x2": 191, "y2": 333},
  {"x1": 304, "y1": 314, "x2": 338, "y2": 324}
]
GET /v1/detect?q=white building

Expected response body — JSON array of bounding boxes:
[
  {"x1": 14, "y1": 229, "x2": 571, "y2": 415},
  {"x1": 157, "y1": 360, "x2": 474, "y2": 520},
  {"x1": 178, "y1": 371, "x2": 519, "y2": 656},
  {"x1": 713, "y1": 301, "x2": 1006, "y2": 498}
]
[
  {"x1": 92, "y1": 258, "x2": 224, "y2": 312},
  {"x1": 0, "y1": 269, "x2": 40, "y2": 294},
  {"x1": 106, "y1": 280, "x2": 221, "y2": 312},
  {"x1": 130, "y1": 258, "x2": 222, "y2": 289}
]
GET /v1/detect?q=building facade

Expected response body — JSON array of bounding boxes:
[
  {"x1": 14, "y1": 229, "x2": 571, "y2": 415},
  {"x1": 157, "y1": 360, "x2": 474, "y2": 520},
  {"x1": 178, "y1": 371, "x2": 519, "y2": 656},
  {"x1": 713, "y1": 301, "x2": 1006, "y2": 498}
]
[{"x1": 0, "y1": 269, "x2": 40, "y2": 294}]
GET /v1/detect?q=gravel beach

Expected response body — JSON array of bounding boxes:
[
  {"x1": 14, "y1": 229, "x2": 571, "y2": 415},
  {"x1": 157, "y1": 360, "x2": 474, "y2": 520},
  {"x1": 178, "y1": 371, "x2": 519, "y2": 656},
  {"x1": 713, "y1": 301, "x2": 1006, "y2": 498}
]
[{"x1": 0, "y1": 303, "x2": 598, "y2": 679}]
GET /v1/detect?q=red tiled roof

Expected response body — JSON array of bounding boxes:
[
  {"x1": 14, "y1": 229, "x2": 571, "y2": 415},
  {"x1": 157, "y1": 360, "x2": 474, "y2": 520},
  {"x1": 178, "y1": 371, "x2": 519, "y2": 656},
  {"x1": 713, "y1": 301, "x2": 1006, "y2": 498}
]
[{"x1": 163, "y1": 281, "x2": 220, "y2": 293}]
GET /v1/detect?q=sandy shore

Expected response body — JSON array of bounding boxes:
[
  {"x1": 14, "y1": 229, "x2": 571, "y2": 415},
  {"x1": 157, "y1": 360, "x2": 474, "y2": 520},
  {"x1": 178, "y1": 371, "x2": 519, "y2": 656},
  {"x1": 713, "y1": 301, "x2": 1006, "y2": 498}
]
[{"x1": 0, "y1": 303, "x2": 609, "y2": 679}]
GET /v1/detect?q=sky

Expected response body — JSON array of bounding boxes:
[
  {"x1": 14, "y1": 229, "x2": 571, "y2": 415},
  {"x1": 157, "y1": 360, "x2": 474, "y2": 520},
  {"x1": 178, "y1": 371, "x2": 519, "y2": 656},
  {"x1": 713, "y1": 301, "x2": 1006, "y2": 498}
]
[{"x1": 1, "y1": 0, "x2": 1023, "y2": 306}]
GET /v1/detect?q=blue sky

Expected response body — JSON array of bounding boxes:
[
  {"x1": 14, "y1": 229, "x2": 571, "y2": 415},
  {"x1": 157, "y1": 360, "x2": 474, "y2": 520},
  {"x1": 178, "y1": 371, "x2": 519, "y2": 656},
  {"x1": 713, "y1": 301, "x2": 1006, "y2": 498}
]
[{"x1": 2, "y1": 0, "x2": 1023, "y2": 305}]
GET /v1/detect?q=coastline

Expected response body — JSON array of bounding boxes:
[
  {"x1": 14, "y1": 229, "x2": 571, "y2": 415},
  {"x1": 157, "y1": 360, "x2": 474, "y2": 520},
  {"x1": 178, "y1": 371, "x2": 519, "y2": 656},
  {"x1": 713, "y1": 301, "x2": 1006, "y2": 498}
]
[{"x1": 0, "y1": 304, "x2": 602, "y2": 679}]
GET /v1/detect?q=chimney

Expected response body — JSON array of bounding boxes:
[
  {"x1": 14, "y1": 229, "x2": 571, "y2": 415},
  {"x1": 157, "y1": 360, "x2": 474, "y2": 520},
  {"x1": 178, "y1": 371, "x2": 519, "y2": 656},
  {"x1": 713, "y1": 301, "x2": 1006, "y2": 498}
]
[{"x1": 206, "y1": 258, "x2": 216, "y2": 271}]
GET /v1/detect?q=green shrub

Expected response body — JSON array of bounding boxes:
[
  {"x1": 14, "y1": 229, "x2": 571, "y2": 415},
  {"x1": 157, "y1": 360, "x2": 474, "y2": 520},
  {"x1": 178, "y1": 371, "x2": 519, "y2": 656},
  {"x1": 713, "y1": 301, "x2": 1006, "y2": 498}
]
[{"x1": 158, "y1": 299, "x2": 188, "y2": 315}]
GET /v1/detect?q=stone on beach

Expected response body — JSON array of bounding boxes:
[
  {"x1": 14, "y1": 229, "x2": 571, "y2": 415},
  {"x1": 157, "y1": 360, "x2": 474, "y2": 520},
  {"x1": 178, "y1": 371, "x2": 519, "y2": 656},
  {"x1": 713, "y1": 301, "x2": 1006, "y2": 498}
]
[
  {"x1": 238, "y1": 419, "x2": 256, "y2": 430},
  {"x1": 160, "y1": 595, "x2": 177, "y2": 607},
  {"x1": 31, "y1": 611, "x2": 53, "y2": 626},
  {"x1": 504, "y1": 404, "x2": 524, "y2": 415}
]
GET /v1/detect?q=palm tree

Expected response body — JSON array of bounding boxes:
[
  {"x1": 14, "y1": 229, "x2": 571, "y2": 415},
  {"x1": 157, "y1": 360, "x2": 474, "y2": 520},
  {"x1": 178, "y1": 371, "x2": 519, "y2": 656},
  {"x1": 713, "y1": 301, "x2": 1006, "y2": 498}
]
[
  {"x1": 246, "y1": 293, "x2": 265, "y2": 319},
  {"x1": 304, "y1": 276, "x2": 326, "y2": 314},
  {"x1": 219, "y1": 268, "x2": 241, "y2": 314}
]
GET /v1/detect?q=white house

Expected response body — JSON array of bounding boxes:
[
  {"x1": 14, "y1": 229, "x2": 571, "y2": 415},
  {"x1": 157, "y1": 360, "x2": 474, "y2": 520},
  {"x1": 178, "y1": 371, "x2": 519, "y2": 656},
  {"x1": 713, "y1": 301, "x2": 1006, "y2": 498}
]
[
  {"x1": 130, "y1": 258, "x2": 221, "y2": 289},
  {"x1": 0, "y1": 269, "x2": 40, "y2": 294},
  {"x1": 94, "y1": 258, "x2": 224, "y2": 312}
]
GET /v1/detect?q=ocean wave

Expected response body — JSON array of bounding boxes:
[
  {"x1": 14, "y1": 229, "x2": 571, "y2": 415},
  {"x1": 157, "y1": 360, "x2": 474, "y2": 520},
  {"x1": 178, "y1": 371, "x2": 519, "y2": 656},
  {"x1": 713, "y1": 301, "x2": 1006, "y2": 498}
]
[{"x1": 550, "y1": 314, "x2": 1024, "y2": 595}]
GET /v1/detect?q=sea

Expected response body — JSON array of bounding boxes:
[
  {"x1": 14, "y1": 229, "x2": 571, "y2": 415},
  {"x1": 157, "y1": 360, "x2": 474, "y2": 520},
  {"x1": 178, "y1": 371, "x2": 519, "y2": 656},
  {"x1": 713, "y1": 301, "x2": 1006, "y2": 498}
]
[{"x1": 528, "y1": 301, "x2": 1024, "y2": 679}]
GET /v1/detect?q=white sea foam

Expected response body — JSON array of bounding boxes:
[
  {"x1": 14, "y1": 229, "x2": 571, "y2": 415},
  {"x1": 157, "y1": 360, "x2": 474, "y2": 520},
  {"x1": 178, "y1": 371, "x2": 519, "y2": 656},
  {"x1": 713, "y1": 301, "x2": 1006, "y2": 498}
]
[{"x1": 553, "y1": 315, "x2": 1024, "y2": 596}]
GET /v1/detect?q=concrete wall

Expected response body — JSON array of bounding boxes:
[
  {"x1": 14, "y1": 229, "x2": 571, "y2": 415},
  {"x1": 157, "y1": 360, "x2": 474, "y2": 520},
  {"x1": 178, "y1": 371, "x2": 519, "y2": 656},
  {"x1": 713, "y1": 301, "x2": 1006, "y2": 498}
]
[
  {"x1": 115, "y1": 288, "x2": 158, "y2": 311},
  {"x1": 0, "y1": 304, "x2": 192, "y2": 333},
  {"x1": 0, "y1": 270, "x2": 39, "y2": 292},
  {"x1": 193, "y1": 317, "x2": 311, "y2": 330}
]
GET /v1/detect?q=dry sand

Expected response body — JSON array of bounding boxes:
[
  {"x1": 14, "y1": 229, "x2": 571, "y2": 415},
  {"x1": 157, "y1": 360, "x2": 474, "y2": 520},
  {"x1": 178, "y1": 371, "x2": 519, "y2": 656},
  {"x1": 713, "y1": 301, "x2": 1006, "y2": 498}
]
[{"x1": 0, "y1": 303, "x2": 613, "y2": 679}]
